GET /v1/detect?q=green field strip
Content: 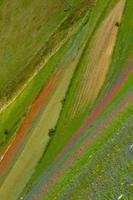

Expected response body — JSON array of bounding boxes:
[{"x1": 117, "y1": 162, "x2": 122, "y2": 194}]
[
  {"x1": 0, "y1": 0, "x2": 90, "y2": 103},
  {"x1": 44, "y1": 103, "x2": 133, "y2": 199},
  {"x1": 19, "y1": 0, "x2": 126, "y2": 196},
  {"x1": 0, "y1": 10, "x2": 97, "y2": 199},
  {"x1": 0, "y1": 2, "x2": 92, "y2": 153},
  {"x1": 0, "y1": 0, "x2": 132, "y2": 199},
  {"x1": 96, "y1": 0, "x2": 133, "y2": 101}
]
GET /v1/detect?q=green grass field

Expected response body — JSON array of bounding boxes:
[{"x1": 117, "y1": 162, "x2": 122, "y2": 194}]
[
  {"x1": 0, "y1": 0, "x2": 91, "y2": 152},
  {"x1": 0, "y1": 0, "x2": 133, "y2": 199},
  {"x1": 19, "y1": 0, "x2": 128, "y2": 194},
  {"x1": 0, "y1": 0, "x2": 64, "y2": 100},
  {"x1": 0, "y1": 0, "x2": 90, "y2": 104},
  {"x1": 43, "y1": 1, "x2": 133, "y2": 198}
]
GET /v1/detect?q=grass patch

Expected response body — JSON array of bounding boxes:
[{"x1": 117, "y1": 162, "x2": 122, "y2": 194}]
[
  {"x1": 20, "y1": 0, "x2": 123, "y2": 196},
  {"x1": 45, "y1": 102, "x2": 133, "y2": 200},
  {"x1": 0, "y1": 0, "x2": 90, "y2": 104},
  {"x1": 0, "y1": 0, "x2": 92, "y2": 151}
]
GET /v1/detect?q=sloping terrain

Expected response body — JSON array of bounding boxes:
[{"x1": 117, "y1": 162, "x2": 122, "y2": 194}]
[
  {"x1": 0, "y1": 13, "x2": 93, "y2": 199},
  {"x1": 0, "y1": 0, "x2": 133, "y2": 200},
  {"x1": 0, "y1": 0, "x2": 90, "y2": 106},
  {"x1": 0, "y1": 0, "x2": 92, "y2": 152},
  {"x1": 70, "y1": 0, "x2": 125, "y2": 119}
]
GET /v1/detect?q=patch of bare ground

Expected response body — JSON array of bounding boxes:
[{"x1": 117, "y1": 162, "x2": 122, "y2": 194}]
[{"x1": 70, "y1": 0, "x2": 126, "y2": 119}]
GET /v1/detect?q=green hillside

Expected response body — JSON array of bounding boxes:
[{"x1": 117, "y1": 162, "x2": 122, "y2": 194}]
[{"x1": 0, "y1": 0, "x2": 132, "y2": 200}]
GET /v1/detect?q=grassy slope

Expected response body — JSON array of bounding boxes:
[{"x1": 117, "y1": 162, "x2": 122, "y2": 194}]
[
  {"x1": 42, "y1": 0, "x2": 133, "y2": 198},
  {"x1": 0, "y1": 8, "x2": 96, "y2": 198},
  {"x1": 0, "y1": 0, "x2": 88, "y2": 102},
  {"x1": 96, "y1": 0, "x2": 133, "y2": 101},
  {"x1": 0, "y1": 38, "x2": 88, "y2": 199},
  {"x1": 0, "y1": 0, "x2": 91, "y2": 152},
  {"x1": 20, "y1": 0, "x2": 122, "y2": 196},
  {"x1": 37, "y1": 0, "x2": 119, "y2": 171},
  {"x1": 0, "y1": 39, "x2": 70, "y2": 151},
  {"x1": 0, "y1": 0, "x2": 92, "y2": 105},
  {"x1": 21, "y1": 72, "x2": 133, "y2": 199},
  {"x1": 0, "y1": 0, "x2": 65, "y2": 100},
  {"x1": 49, "y1": 103, "x2": 133, "y2": 200},
  {"x1": 57, "y1": 78, "x2": 133, "y2": 200},
  {"x1": 0, "y1": 0, "x2": 132, "y2": 199},
  {"x1": 67, "y1": 0, "x2": 125, "y2": 119}
]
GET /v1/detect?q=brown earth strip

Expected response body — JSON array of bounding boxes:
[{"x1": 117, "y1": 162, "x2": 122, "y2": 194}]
[{"x1": 71, "y1": 0, "x2": 126, "y2": 119}]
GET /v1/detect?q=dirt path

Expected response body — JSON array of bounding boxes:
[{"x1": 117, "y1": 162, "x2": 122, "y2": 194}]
[{"x1": 71, "y1": 0, "x2": 126, "y2": 118}]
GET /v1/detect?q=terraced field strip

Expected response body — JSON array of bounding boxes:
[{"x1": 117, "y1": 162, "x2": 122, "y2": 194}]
[
  {"x1": 21, "y1": 0, "x2": 133, "y2": 198},
  {"x1": 0, "y1": 18, "x2": 92, "y2": 174},
  {"x1": 24, "y1": 64, "x2": 133, "y2": 200},
  {"x1": 0, "y1": 15, "x2": 92, "y2": 171},
  {"x1": 42, "y1": 70, "x2": 133, "y2": 199},
  {"x1": 0, "y1": 71, "x2": 68, "y2": 199},
  {"x1": 0, "y1": 7, "x2": 91, "y2": 155},
  {"x1": 70, "y1": 0, "x2": 126, "y2": 119},
  {"x1": 43, "y1": 89, "x2": 133, "y2": 199},
  {"x1": 54, "y1": 0, "x2": 127, "y2": 165},
  {"x1": 16, "y1": 2, "x2": 117, "y2": 195},
  {"x1": 28, "y1": 1, "x2": 123, "y2": 182},
  {"x1": 0, "y1": 71, "x2": 61, "y2": 174},
  {"x1": 61, "y1": 116, "x2": 133, "y2": 200},
  {"x1": 0, "y1": 0, "x2": 95, "y2": 160},
  {"x1": 60, "y1": 70, "x2": 133, "y2": 199},
  {"x1": 0, "y1": 19, "x2": 91, "y2": 199}
]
